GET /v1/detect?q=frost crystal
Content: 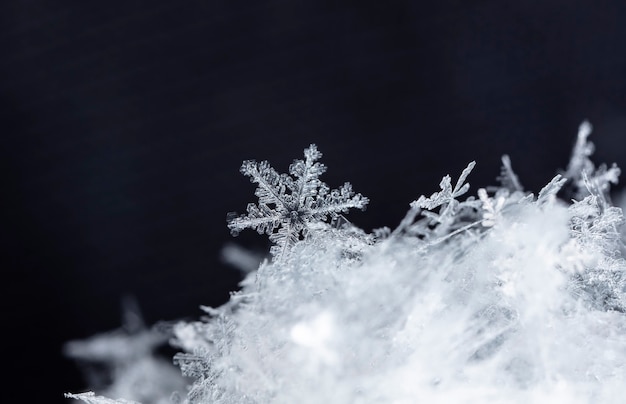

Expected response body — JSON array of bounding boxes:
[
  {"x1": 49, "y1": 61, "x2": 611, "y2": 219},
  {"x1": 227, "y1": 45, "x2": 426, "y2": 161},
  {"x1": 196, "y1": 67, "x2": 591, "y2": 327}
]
[{"x1": 226, "y1": 144, "x2": 368, "y2": 259}]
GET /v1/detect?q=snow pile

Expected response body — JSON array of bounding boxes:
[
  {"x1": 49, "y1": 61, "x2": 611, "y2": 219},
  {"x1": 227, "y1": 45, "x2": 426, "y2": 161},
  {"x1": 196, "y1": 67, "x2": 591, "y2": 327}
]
[{"x1": 67, "y1": 122, "x2": 626, "y2": 403}]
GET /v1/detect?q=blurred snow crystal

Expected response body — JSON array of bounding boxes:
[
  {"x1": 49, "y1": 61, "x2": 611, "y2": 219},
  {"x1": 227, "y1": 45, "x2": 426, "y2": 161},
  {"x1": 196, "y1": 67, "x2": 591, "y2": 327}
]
[
  {"x1": 64, "y1": 297, "x2": 187, "y2": 404},
  {"x1": 67, "y1": 122, "x2": 626, "y2": 403}
]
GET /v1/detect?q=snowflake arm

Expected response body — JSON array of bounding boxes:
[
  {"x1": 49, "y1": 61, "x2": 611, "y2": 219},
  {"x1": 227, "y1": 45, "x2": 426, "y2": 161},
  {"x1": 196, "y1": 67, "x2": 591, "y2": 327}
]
[
  {"x1": 308, "y1": 182, "x2": 368, "y2": 217},
  {"x1": 227, "y1": 160, "x2": 289, "y2": 237},
  {"x1": 497, "y1": 154, "x2": 523, "y2": 192},
  {"x1": 563, "y1": 120, "x2": 594, "y2": 181},
  {"x1": 227, "y1": 203, "x2": 283, "y2": 237},
  {"x1": 288, "y1": 144, "x2": 328, "y2": 208},
  {"x1": 537, "y1": 174, "x2": 567, "y2": 206},
  {"x1": 270, "y1": 219, "x2": 301, "y2": 258}
]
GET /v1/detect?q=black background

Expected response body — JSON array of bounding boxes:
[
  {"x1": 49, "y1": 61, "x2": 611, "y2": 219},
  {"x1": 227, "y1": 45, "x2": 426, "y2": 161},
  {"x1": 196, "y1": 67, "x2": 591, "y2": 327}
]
[{"x1": 3, "y1": 1, "x2": 626, "y2": 402}]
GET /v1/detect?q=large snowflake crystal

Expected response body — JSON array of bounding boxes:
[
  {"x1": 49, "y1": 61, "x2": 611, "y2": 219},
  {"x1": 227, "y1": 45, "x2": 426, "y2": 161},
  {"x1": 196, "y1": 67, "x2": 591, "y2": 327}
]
[{"x1": 227, "y1": 144, "x2": 368, "y2": 259}]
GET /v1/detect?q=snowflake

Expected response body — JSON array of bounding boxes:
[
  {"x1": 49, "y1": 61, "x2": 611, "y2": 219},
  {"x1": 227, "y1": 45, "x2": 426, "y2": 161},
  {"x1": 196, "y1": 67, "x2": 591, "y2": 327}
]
[{"x1": 227, "y1": 144, "x2": 368, "y2": 259}]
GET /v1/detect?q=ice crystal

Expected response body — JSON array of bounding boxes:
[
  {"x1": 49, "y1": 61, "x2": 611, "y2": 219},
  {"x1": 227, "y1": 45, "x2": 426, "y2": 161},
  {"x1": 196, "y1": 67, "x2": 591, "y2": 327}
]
[
  {"x1": 391, "y1": 161, "x2": 482, "y2": 242},
  {"x1": 226, "y1": 144, "x2": 368, "y2": 259},
  {"x1": 563, "y1": 121, "x2": 621, "y2": 199},
  {"x1": 65, "y1": 392, "x2": 141, "y2": 404},
  {"x1": 496, "y1": 154, "x2": 524, "y2": 193}
]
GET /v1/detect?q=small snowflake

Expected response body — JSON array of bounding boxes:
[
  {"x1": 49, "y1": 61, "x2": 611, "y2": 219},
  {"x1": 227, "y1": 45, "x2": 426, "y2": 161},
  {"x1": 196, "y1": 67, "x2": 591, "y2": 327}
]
[{"x1": 227, "y1": 144, "x2": 368, "y2": 259}]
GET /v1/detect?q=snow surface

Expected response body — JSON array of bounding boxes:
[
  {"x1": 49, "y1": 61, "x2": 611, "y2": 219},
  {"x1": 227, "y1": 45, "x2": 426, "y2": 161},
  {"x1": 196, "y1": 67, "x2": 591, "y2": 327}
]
[{"x1": 67, "y1": 122, "x2": 626, "y2": 404}]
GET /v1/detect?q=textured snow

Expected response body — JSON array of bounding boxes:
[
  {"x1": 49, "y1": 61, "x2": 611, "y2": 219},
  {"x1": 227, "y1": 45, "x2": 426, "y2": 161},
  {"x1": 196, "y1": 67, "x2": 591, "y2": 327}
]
[{"x1": 68, "y1": 123, "x2": 626, "y2": 403}]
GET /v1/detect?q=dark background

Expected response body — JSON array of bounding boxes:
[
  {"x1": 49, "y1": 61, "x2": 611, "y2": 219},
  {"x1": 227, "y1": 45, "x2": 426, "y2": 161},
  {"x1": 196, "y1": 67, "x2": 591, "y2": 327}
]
[{"x1": 3, "y1": 1, "x2": 626, "y2": 402}]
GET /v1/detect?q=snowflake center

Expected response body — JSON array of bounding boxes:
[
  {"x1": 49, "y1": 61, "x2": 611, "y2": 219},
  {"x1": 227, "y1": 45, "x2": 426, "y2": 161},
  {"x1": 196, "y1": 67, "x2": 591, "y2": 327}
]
[{"x1": 289, "y1": 209, "x2": 305, "y2": 224}]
